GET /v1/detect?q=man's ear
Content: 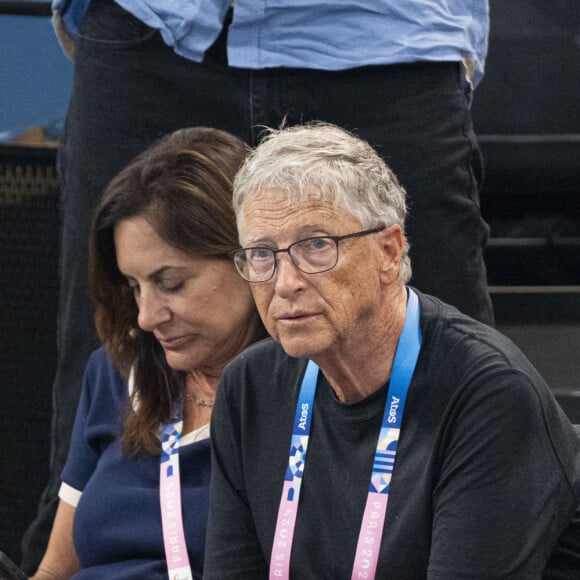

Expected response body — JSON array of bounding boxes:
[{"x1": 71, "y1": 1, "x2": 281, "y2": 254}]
[{"x1": 377, "y1": 225, "x2": 404, "y2": 283}]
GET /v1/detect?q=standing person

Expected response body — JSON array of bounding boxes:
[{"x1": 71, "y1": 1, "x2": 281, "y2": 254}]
[
  {"x1": 22, "y1": 0, "x2": 494, "y2": 571},
  {"x1": 30, "y1": 126, "x2": 266, "y2": 579},
  {"x1": 204, "y1": 123, "x2": 580, "y2": 578}
]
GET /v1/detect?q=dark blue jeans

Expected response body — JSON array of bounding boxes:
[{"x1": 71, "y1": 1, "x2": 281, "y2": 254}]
[{"x1": 21, "y1": 0, "x2": 493, "y2": 572}]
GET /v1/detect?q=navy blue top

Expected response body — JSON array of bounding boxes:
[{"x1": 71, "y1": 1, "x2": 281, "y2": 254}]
[{"x1": 61, "y1": 346, "x2": 210, "y2": 579}]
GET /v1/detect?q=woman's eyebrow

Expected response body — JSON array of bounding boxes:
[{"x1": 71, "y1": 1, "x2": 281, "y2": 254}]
[{"x1": 148, "y1": 265, "x2": 188, "y2": 278}]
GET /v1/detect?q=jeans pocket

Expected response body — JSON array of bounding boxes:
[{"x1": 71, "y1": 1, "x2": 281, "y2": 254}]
[{"x1": 78, "y1": 0, "x2": 156, "y2": 47}]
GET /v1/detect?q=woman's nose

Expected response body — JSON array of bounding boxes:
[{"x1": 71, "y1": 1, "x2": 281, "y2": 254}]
[{"x1": 136, "y1": 288, "x2": 171, "y2": 331}]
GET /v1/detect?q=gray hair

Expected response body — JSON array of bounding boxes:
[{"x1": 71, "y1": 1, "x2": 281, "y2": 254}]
[{"x1": 233, "y1": 122, "x2": 411, "y2": 283}]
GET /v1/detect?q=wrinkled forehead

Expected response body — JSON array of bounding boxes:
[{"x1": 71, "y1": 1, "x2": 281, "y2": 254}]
[
  {"x1": 239, "y1": 185, "x2": 343, "y2": 216},
  {"x1": 237, "y1": 189, "x2": 361, "y2": 245},
  {"x1": 237, "y1": 185, "x2": 345, "y2": 220},
  {"x1": 238, "y1": 182, "x2": 340, "y2": 210}
]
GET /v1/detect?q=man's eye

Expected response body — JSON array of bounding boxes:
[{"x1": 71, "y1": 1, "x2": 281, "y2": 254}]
[
  {"x1": 250, "y1": 248, "x2": 273, "y2": 260},
  {"x1": 305, "y1": 237, "x2": 332, "y2": 251}
]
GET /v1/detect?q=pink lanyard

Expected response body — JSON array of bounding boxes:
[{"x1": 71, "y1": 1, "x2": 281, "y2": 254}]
[
  {"x1": 160, "y1": 419, "x2": 193, "y2": 580},
  {"x1": 270, "y1": 289, "x2": 422, "y2": 579}
]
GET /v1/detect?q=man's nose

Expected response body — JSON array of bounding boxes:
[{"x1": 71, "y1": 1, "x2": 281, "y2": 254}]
[{"x1": 272, "y1": 252, "x2": 306, "y2": 297}]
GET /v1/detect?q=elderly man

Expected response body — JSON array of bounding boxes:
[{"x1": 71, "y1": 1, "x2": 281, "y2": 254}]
[{"x1": 204, "y1": 123, "x2": 580, "y2": 579}]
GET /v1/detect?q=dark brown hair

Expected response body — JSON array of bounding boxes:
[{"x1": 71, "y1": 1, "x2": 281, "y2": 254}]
[{"x1": 89, "y1": 127, "x2": 265, "y2": 454}]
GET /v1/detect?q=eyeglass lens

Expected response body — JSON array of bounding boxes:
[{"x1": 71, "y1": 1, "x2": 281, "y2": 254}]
[
  {"x1": 234, "y1": 226, "x2": 385, "y2": 282},
  {"x1": 235, "y1": 237, "x2": 339, "y2": 281}
]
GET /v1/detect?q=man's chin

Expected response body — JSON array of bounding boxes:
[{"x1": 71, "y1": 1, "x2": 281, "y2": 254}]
[{"x1": 278, "y1": 336, "x2": 324, "y2": 360}]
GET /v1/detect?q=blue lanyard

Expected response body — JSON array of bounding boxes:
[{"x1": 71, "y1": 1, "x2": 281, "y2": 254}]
[{"x1": 270, "y1": 288, "x2": 422, "y2": 579}]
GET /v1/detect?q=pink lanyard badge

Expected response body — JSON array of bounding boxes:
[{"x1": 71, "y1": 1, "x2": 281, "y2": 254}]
[{"x1": 160, "y1": 419, "x2": 194, "y2": 580}]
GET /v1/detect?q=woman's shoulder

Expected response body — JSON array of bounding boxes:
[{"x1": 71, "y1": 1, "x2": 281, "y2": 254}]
[
  {"x1": 83, "y1": 345, "x2": 129, "y2": 404},
  {"x1": 86, "y1": 344, "x2": 111, "y2": 367}
]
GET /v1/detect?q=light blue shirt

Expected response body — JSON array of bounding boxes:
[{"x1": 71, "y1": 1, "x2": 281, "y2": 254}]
[{"x1": 52, "y1": 0, "x2": 489, "y2": 86}]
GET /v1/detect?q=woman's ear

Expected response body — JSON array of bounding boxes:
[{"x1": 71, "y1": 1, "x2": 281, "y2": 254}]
[{"x1": 377, "y1": 225, "x2": 404, "y2": 283}]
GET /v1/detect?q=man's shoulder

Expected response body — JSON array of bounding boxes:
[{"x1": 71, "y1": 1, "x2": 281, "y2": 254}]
[
  {"x1": 227, "y1": 337, "x2": 286, "y2": 369},
  {"x1": 417, "y1": 289, "x2": 523, "y2": 361},
  {"x1": 415, "y1": 289, "x2": 549, "y2": 395},
  {"x1": 221, "y1": 338, "x2": 307, "y2": 399}
]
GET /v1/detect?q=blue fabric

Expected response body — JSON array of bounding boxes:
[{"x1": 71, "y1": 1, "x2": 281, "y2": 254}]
[
  {"x1": 61, "y1": 347, "x2": 209, "y2": 579},
  {"x1": 61, "y1": 0, "x2": 91, "y2": 38},
  {"x1": 0, "y1": 16, "x2": 72, "y2": 141},
  {"x1": 52, "y1": 0, "x2": 489, "y2": 86}
]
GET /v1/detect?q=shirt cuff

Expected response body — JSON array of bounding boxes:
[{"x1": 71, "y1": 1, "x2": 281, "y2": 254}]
[{"x1": 58, "y1": 481, "x2": 82, "y2": 508}]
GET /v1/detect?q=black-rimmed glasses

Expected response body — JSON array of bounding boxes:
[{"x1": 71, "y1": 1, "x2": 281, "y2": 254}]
[{"x1": 232, "y1": 225, "x2": 385, "y2": 282}]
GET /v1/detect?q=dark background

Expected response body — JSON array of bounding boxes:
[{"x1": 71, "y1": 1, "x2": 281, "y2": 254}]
[{"x1": 1, "y1": 0, "x2": 579, "y2": 566}]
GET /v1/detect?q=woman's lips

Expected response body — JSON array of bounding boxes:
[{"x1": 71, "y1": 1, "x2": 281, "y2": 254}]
[{"x1": 157, "y1": 335, "x2": 192, "y2": 349}]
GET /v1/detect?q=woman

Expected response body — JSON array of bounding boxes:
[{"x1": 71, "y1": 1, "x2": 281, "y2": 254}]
[{"x1": 32, "y1": 127, "x2": 266, "y2": 579}]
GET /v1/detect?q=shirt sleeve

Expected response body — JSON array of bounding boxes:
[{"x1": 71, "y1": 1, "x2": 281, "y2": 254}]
[
  {"x1": 427, "y1": 370, "x2": 580, "y2": 578},
  {"x1": 60, "y1": 347, "x2": 127, "y2": 494}
]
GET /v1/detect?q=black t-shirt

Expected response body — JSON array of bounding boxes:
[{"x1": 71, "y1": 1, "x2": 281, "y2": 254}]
[{"x1": 205, "y1": 291, "x2": 580, "y2": 579}]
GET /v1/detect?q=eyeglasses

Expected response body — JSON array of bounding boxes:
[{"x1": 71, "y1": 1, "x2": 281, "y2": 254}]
[{"x1": 232, "y1": 225, "x2": 385, "y2": 282}]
